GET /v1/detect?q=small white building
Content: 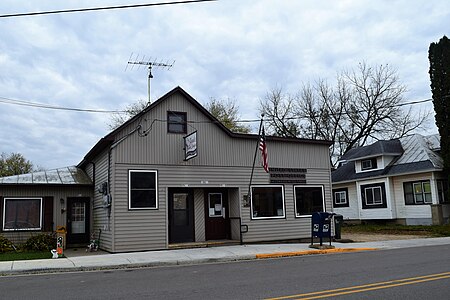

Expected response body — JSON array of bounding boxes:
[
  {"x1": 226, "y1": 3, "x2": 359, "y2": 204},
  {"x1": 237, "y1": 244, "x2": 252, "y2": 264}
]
[{"x1": 331, "y1": 134, "x2": 449, "y2": 225}]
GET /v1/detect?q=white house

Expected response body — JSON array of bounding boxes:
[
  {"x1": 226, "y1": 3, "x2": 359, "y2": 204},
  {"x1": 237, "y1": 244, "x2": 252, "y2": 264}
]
[{"x1": 331, "y1": 134, "x2": 449, "y2": 225}]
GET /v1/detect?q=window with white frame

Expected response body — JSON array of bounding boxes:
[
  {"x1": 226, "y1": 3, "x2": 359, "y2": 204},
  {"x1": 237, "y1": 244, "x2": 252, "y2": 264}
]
[
  {"x1": 294, "y1": 185, "x2": 325, "y2": 216},
  {"x1": 360, "y1": 183, "x2": 387, "y2": 209},
  {"x1": 3, "y1": 198, "x2": 42, "y2": 231},
  {"x1": 361, "y1": 158, "x2": 377, "y2": 171},
  {"x1": 333, "y1": 188, "x2": 349, "y2": 208},
  {"x1": 365, "y1": 187, "x2": 382, "y2": 205},
  {"x1": 404, "y1": 180, "x2": 432, "y2": 205},
  {"x1": 129, "y1": 170, "x2": 158, "y2": 209},
  {"x1": 251, "y1": 185, "x2": 285, "y2": 219}
]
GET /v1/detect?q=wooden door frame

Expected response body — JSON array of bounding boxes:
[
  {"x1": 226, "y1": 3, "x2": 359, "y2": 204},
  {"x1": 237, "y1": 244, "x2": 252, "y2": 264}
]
[
  {"x1": 168, "y1": 188, "x2": 195, "y2": 243},
  {"x1": 204, "y1": 188, "x2": 230, "y2": 240},
  {"x1": 66, "y1": 197, "x2": 91, "y2": 246}
]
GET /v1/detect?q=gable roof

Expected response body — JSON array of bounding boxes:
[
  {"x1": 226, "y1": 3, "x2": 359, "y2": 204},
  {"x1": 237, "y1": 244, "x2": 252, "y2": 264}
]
[
  {"x1": 332, "y1": 134, "x2": 442, "y2": 183},
  {"x1": 79, "y1": 86, "x2": 332, "y2": 167},
  {"x1": 0, "y1": 166, "x2": 92, "y2": 186},
  {"x1": 339, "y1": 139, "x2": 403, "y2": 162}
]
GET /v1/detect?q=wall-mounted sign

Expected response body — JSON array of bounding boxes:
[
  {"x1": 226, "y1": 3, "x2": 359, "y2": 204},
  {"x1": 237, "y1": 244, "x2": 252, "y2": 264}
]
[
  {"x1": 269, "y1": 167, "x2": 307, "y2": 184},
  {"x1": 184, "y1": 131, "x2": 198, "y2": 161}
]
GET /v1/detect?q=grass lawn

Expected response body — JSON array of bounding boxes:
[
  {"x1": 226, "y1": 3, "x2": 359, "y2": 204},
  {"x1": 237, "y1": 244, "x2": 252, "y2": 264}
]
[
  {"x1": 0, "y1": 251, "x2": 53, "y2": 261},
  {"x1": 342, "y1": 223, "x2": 450, "y2": 237}
]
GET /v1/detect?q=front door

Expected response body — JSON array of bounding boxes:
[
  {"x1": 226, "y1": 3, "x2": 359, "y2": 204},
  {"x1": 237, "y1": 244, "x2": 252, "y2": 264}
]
[
  {"x1": 67, "y1": 197, "x2": 90, "y2": 245},
  {"x1": 205, "y1": 189, "x2": 230, "y2": 240},
  {"x1": 168, "y1": 188, "x2": 194, "y2": 243}
]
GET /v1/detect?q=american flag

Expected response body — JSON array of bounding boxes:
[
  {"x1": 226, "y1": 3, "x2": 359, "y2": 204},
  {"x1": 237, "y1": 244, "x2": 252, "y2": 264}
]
[{"x1": 259, "y1": 126, "x2": 269, "y2": 173}]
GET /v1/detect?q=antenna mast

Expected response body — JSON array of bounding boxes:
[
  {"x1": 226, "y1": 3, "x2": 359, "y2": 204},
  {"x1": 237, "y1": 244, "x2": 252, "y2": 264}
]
[{"x1": 126, "y1": 53, "x2": 175, "y2": 104}]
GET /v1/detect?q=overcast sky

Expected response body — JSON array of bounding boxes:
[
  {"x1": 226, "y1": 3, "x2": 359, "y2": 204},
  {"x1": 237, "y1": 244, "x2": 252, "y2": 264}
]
[{"x1": 0, "y1": 0, "x2": 448, "y2": 170}]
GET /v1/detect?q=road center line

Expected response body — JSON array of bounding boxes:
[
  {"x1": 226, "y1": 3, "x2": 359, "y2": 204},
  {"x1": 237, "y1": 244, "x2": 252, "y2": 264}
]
[{"x1": 266, "y1": 271, "x2": 450, "y2": 300}]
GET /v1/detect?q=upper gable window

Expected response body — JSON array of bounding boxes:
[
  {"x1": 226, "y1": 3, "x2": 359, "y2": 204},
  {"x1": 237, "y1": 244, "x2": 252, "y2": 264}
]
[
  {"x1": 361, "y1": 158, "x2": 377, "y2": 171},
  {"x1": 167, "y1": 111, "x2": 187, "y2": 134}
]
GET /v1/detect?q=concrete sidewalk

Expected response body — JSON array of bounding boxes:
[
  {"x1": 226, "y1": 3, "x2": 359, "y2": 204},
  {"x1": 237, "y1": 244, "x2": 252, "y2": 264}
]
[{"x1": 1, "y1": 237, "x2": 450, "y2": 275}]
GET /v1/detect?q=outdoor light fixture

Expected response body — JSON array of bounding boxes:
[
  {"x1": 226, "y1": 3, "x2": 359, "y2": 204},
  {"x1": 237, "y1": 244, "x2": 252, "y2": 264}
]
[{"x1": 60, "y1": 198, "x2": 66, "y2": 214}]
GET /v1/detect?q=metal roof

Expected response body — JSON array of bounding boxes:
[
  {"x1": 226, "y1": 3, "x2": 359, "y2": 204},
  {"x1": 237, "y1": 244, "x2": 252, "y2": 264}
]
[
  {"x1": 332, "y1": 134, "x2": 442, "y2": 183},
  {"x1": 339, "y1": 139, "x2": 403, "y2": 162},
  {"x1": 0, "y1": 166, "x2": 92, "y2": 185}
]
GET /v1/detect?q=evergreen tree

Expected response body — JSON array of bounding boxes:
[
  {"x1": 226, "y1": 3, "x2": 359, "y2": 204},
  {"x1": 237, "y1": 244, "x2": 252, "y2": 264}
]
[{"x1": 429, "y1": 36, "x2": 450, "y2": 177}]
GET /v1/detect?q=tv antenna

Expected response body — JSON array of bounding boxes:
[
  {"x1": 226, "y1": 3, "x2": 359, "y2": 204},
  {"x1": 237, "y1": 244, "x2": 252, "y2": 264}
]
[{"x1": 126, "y1": 53, "x2": 175, "y2": 104}]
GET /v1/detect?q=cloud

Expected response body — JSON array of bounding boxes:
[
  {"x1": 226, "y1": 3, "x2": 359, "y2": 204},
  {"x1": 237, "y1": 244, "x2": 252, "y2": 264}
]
[{"x1": 0, "y1": 0, "x2": 447, "y2": 168}]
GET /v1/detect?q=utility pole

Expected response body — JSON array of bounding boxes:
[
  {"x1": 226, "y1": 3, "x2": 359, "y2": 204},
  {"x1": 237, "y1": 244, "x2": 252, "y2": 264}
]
[{"x1": 126, "y1": 53, "x2": 175, "y2": 104}]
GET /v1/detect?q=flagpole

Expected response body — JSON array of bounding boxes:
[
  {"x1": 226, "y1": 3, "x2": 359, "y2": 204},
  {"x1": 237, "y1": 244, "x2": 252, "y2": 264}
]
[{"x1": 247, "y1": 114, "x2": 264, "y2": 204}]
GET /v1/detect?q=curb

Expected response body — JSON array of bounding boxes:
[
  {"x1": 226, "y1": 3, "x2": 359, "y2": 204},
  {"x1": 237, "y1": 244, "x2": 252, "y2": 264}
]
[
  {"x1": 1, "y1": 248, "x2": 379, "y2": 276},
  {"x1": 255, "y1": 248, "x2": 378, "y2": 259}
]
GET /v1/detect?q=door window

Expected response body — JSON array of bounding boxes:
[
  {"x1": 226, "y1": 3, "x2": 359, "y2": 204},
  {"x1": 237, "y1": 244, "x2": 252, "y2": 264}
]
[
  {"x1": 208, "y1": 193, "x2": 223, "y2": 217},
  {"x1": 173, "y1": 193, "x2": 189, "y2": 226},
  {"x1": 71, "y1": 202, "x2": 86, "y2": 234}
]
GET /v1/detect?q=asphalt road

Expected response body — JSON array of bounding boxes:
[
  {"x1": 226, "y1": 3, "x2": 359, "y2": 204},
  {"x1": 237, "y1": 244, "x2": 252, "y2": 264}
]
[{"x1": 1, "y1": 244, "x2": 450, "y2": 299}]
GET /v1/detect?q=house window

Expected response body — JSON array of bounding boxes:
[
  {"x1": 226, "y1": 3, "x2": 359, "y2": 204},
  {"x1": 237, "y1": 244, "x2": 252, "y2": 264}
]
[
  {"x1": 208, "y1": 193, "x2": 223, "y2": 217},
  {"x1": 404, "y1": 181, "x2": 432, "y2": 205},
  {"x1": 437, "y1": 180, "x2": 449, "y2": 204},
  {"x1": 333, "y1": 188, "x2": 349, "y2": 208},
  {"x1": 167, "y1": 111, "x2": 187, "y2": 133},
  {"x1": 129, "y1": 170, "x2": 158, "y2": 209},
  {"x1": 251, "y1": 185, "x2": 285, "y2": 219},
  {"x1": 360, "y1": 183, "x2": 387, "y2": 209},
  {"x1": 361, "y1": 158, "x2": 377, "y2": 171},
  {"x1": 294, "y1": 185, "x2": 325, "y2": 216},
  {"x1": 3, "y1": 198, "x2": 42, "y2": 231},
  {"x1": 365, "y1": 187, "x2": 383, "y2": 205}
]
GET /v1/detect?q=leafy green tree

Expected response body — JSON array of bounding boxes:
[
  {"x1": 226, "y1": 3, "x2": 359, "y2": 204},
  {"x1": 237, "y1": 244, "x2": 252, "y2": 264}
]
[
  {"x1": 109, "y1": 97, "x2": 250, "y2": 134},
  {"x1": 0, "y1": 152, "x2": 34, "y2": 177},
  {"x1": 429, "y1": 36, "x2": 450, "y2": 177},
  {"x1": 109, "y1": 99, "x2": 148, "y2": 130},
  {"x1": 205, "y1": 98, "x2": 250, "y2": 133}
]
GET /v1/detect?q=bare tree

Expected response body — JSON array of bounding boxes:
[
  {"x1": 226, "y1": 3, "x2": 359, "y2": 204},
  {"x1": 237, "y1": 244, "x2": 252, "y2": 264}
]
[
  {"x1": 259, "y1": 87, "x2": 299, "y2": 137},
  {"x1": 260, "y1": 63, "x2": 429, "y2": 166}
]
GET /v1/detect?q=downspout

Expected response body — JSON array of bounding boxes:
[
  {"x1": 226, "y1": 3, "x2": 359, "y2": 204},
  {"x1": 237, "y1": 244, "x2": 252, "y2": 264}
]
[{"x1": 88, "y1": 161, "x2": 96, "y2": 189}]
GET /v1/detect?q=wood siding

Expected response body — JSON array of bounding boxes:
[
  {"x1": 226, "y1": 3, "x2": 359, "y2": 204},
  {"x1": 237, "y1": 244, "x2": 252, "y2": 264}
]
[
  {"x1": 392, "y1": 173, "x2": 434, "y2": 220},
  {"x1": 0, "y1": 185, "x2": 92, "y2": 244},
  {"x1": 356, "y1": 178, "x2": 394, "y2": 220},
  {"x1": 113, "y1": 93, "x2": 330, "y2": 169},
  {"x1": 85, "y1": 148, "x2": 114, "y2": 252},
  {"x1": 110, "y1": 163, "x2": 331, "y2": 251},
  {"x1": 332, "y1": 183, "x2": 359, "y2": 220},
  {"x1": 92, "y1": 91, "x2": 332, "y2": 252}
]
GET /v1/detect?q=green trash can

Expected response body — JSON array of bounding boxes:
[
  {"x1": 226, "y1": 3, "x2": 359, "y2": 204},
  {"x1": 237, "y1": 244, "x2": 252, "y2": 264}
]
[{"x1": 333, "y1": 214, "x2": 344, "y2": 240}]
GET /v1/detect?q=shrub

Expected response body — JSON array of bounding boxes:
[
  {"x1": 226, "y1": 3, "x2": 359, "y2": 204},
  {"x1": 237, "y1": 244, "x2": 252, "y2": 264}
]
[
  {"x1": 23, "y1": 233, "x2": 57, "y2": 251},
  {"x1": 0, "y1": 235, "x2": 14, "y2": 253}
]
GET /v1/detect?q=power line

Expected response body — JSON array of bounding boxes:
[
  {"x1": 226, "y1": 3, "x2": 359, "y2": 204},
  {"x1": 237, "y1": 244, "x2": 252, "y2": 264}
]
[
  {"x1": 0, "y1": 96, "x2": 125, "y2": 113},
  {"x1": 0, "y1": 0, "x2": 217, "y2": 18},
  {"x1": 0, "y1": 95, "x2": 433, "y2": 120}
]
